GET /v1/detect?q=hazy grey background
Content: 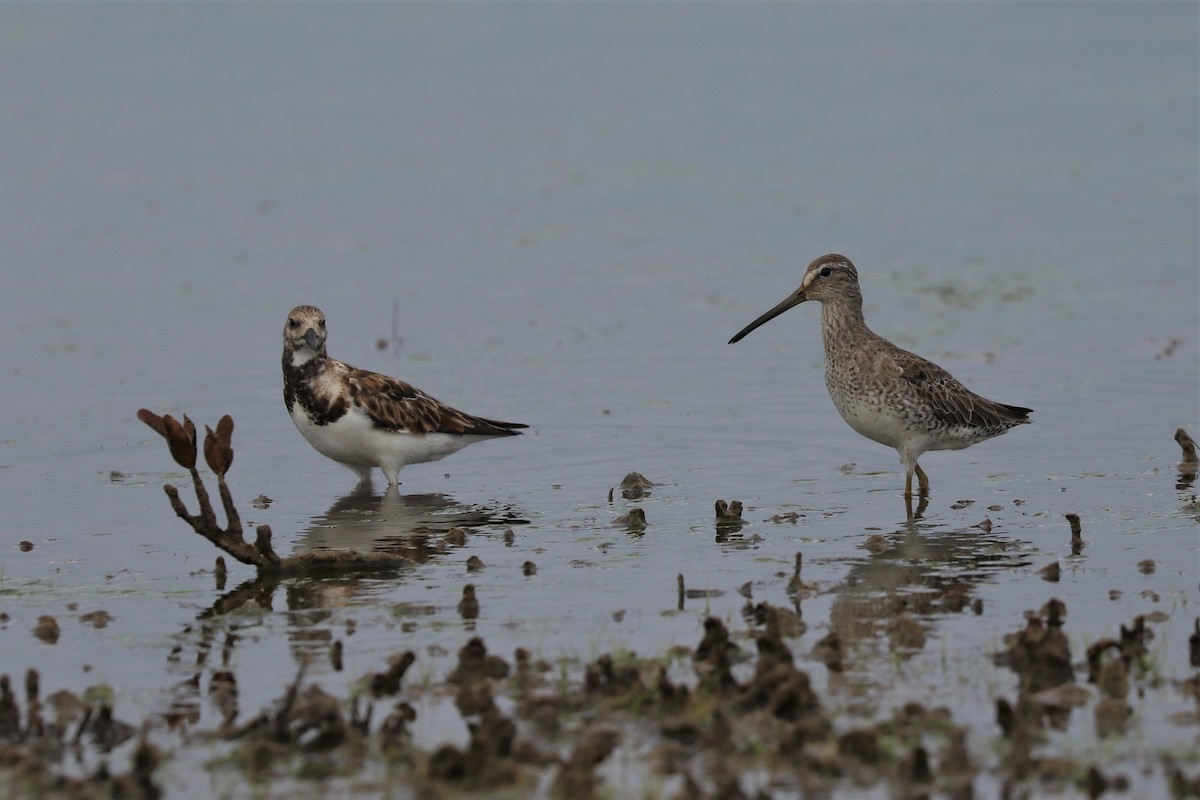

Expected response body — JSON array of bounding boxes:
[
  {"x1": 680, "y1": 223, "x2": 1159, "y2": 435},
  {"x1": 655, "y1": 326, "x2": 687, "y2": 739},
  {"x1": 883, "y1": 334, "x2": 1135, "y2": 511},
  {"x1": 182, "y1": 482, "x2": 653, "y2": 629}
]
[{"x1": 0, "y1": 5, "x2": 1195, "y2": 795}]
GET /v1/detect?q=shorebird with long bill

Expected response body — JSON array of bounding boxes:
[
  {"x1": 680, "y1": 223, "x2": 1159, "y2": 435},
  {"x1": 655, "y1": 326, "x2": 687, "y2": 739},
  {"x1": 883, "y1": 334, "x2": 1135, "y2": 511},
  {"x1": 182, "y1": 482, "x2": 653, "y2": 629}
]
[{"x1": 729, "y1": 254, "x2": 1031, "y2": 498}]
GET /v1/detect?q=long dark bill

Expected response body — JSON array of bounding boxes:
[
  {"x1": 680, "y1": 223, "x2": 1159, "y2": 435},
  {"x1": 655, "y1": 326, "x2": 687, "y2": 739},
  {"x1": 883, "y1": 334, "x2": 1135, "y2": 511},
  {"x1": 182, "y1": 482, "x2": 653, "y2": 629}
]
[{"x1": 728, "y1": 289, "x2": 806, "y2": 344}]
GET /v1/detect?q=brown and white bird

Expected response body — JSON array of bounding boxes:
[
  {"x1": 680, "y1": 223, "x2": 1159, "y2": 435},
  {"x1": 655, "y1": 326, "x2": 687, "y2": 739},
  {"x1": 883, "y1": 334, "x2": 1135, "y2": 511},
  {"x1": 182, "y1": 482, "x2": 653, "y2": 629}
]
[
  {"x1": 729, "y1": 254, "x2": 1031, "y2": 498},
  {"x1": 282, "y1": 305, "x2": 526, "y2": 487}
]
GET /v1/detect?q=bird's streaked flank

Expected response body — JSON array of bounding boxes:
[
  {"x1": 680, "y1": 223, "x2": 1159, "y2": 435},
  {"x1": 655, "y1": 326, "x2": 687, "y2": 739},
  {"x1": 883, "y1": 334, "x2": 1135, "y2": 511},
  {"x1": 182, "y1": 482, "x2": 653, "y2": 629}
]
[
  {"x1": 729, "y1": 254, "x2": 1031, "y2": 498},
  {"x1": 282, "y1": 305, "x2": 525, "y2": 487}
]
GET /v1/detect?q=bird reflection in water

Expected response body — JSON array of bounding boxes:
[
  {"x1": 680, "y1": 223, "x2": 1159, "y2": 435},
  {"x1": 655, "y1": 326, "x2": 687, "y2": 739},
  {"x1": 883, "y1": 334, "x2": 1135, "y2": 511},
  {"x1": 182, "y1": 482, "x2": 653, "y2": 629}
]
[{"x1": 297, "y1": 486, "x2": 529, "y2": 563}]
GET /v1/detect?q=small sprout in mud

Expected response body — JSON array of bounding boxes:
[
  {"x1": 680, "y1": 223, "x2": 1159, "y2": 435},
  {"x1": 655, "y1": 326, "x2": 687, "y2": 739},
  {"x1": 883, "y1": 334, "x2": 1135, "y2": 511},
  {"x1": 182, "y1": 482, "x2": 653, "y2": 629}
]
[
  {"x1": 466, "y1": 555, "x2": 485, "y2": 572},
  {"x1": 251, "y1": 494, "x2": 272, "y2": 509},
  {"x1": 366, "y1": 651, "x2": 415, "y2": 697},
  {"x1": 458, "y1": 584, "x2": 480, "y2": 620},
  {"x1": 786, "y1": 551, "x2": 815, "y2": 596},
  {"x1": 618, "y1": 471, "x2": 655, "y2": 500},
  {"x1": 33, "y1": 615, "x2": 60, "y2": 644},
  {"x1": 737, "y1": 580, "x2": 753, "y2": 599},
  {"x1": 975, "y1": 517, "x2": 993, "y2": 533},
  {"x1": 0, "y1": 677, "x2": 17, "y2": 738},
  {"x1": 78, "y1": 610, "x2": 113, "y2": 629},
  {"x1": 612, "y1": 508, "x2": 646, "y2": 530},
  {"x1": 767, "y1": 511, "x2": 801, "y2": 524},
  {"x1": 522, "y1": 561, "x2": 537, "y2": 576},
  {"x1": 950, "y1": 498, "x2": 974, "y2": 510},
  {"x1": 1137, "y1": 559, "x2": 1156, "y2": 575},
  {"x1": 1039, "y1": 561, "x2": 1061, "y2": 582},
  {"x1": 1176, "y1": 428, "x2": 1198, "y2": 466},
  {"x1": 503, "y1": 528, "x2": 515, "y2": 545},
  {"x1": 214, "y1": 556, "x2": 227, "y2": 588},
  {"x1": 1066, "y1": 513, "x2": 1084, "y2": 555},
  {"x1": 972, "y1": 598, "x2": 985, "y2": 615},
  {"x1": 330, "y1": 640, "x2": 343, "y2": 672},
  {"x1": 1190, "y1": 619, "x2": 1200, "y2": 668},
  {"x1": 1177, "y1": 429, "x2": 1198, "y2": 490},
  {"x1": 444, "y1": 527, "x2": 469, "y2": 546},
  {"x1": 18, "y1": 540, "x2": 33, "y2": 552}
]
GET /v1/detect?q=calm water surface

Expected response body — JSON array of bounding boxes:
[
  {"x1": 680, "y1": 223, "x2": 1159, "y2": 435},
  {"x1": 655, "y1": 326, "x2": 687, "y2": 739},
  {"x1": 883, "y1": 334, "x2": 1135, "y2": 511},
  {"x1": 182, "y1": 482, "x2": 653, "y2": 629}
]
[{"x1": 0, "y1": 5, "x2": 1196, "y2": 797}]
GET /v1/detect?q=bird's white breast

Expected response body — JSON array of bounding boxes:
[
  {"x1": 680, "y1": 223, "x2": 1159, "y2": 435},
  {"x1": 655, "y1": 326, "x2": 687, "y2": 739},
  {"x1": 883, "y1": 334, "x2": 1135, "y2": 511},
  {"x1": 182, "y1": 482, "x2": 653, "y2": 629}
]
[{"x1": 289, "y1": 403, "x2": 473, "y2": 470}]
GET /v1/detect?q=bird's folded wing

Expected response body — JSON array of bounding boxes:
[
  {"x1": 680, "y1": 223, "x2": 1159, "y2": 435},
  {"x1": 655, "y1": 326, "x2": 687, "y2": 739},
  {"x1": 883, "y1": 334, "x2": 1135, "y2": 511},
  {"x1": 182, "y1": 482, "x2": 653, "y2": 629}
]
[{"x1": 348, "y1": 370, "x2": 515, "y2": 435}]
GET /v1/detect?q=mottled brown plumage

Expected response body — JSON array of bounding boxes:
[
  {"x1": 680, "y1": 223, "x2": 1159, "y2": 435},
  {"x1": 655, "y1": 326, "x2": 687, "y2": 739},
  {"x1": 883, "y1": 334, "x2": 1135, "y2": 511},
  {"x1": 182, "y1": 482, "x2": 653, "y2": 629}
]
[
  {"x1": 282, "y1": 305, "x2": 525, "y2": 486},
  {"x1": 730, "y1": 254, "x2": 1031, "y2": 498}
]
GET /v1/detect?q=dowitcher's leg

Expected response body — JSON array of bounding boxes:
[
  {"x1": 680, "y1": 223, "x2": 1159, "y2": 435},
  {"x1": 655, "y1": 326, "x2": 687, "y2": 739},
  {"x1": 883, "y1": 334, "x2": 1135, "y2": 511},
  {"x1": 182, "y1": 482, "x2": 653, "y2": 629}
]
[
  {"x1": 904, "y1": 467, "x2": 914, "y2": 498},
  {"x1": 914, "y1": 463, "x2": 929, "y2": 496}
]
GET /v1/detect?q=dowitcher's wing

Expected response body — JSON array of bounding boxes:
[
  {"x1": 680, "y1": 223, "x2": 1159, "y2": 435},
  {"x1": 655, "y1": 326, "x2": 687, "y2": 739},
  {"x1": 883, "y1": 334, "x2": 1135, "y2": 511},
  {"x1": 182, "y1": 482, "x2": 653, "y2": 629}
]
[{"x1": 891, "y1": 350, "x2": 1030, "y2": 428}]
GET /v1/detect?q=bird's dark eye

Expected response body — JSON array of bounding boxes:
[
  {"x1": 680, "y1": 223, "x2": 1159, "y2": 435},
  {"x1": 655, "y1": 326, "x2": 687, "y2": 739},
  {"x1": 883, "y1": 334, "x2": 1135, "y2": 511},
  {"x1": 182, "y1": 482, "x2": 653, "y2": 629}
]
[
  {"x1": 319, "y1": 320, "x2": 326, "y2": 328},
  {"x1": 288, "y1": 318, "x2": 299, "y2": 328},
  {"x1": 820, "y1": 266, "x2": 832, "y2": 277}
]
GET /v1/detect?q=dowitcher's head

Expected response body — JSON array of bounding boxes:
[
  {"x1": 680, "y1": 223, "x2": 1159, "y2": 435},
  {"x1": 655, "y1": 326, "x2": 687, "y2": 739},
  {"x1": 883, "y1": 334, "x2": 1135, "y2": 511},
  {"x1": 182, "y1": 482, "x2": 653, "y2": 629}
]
[{"x1": 728, "y1": 254, "x2": 859, "y2": 343}]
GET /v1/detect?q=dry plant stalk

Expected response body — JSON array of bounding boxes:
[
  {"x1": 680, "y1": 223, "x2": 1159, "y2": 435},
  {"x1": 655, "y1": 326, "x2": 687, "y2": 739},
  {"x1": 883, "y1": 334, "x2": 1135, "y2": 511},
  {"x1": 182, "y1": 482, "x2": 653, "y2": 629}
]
[{"x1": 138, "y1": 409, "x2": 409, "y2": 576}]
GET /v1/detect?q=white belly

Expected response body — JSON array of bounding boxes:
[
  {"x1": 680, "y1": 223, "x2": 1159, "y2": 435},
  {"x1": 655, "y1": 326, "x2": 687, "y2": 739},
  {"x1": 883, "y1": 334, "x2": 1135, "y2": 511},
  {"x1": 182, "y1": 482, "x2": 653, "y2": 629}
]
[
  {"x1": 290, "y1": 405, "x2": 473, "y2": 473},
  {"x1": 832, "y1": 394, "x2": 911, "y2": 450}
]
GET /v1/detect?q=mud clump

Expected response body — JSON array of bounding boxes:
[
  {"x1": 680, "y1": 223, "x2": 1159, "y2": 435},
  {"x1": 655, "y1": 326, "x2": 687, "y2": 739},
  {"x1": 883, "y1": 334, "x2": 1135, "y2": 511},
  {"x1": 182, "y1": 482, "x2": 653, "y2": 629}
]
[
  {"x1": 1066, "y1": 513, "x2": 1084, "y2": 554},
  {"x1": 0, "y1": 669, "x2": 153, "y2": 797},
  {"x1": 79, "y1": 610, "x2": 114, "y2": 629},
  {"x1": 1190, "y1": 619, "x2": 1200, "y2": 668},
  {"x1": 32, "y1": 616, "x2": 60, "y2": 644},
  {"x1": 714, "y1": 499, "x2": 746, "y2": 538},
  {"x1": 551, "y1": 725, "x2": 620, "y2": 799},
  {"x1": 612, "y1": 507, "x2": 647, "y2": 531},
  {"x1": 457, "y1": 584, "x2": 481, "y2": 620},
  {"x1": 427, "y1": 638, "x2": 523, "y2": 789},
  {"x1": 617, "y1": 471, "x2": 655, "y2": 500},
  {"x1": 997, "y1": 599, "x2": 1074, "y2": 693},
  {"x1": 366, "y1": 651, "x2": 416, "y2": 697}
]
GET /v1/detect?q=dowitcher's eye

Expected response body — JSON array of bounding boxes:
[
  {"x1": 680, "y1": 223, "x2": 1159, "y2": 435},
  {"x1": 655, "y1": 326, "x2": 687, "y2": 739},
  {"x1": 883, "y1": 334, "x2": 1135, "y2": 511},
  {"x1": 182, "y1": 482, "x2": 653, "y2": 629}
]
[
  {"x1": 820, "y1": 266, "x2": 832, "y2": 277},
  {"x1": 319, "y1": 319, "x2": 326, "y2": 328},
  {"x1": 288, "y1": 318, "x2": 298, "y2": 328}
]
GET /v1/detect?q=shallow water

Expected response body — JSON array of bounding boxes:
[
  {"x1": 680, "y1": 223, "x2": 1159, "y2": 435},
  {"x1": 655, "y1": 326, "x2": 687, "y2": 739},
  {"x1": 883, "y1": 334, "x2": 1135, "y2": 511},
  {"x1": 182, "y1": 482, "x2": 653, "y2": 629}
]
[{"x1": 0, "y1": 4, "x2": 1196, "y2": 798}]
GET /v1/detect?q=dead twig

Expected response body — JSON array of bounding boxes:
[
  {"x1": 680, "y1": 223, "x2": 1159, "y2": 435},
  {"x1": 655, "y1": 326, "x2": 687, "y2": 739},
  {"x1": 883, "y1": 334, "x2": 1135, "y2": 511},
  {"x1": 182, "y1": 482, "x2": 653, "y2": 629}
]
[{"x1": 138, "y1": 408, "x2": 411, "y2": 577}]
